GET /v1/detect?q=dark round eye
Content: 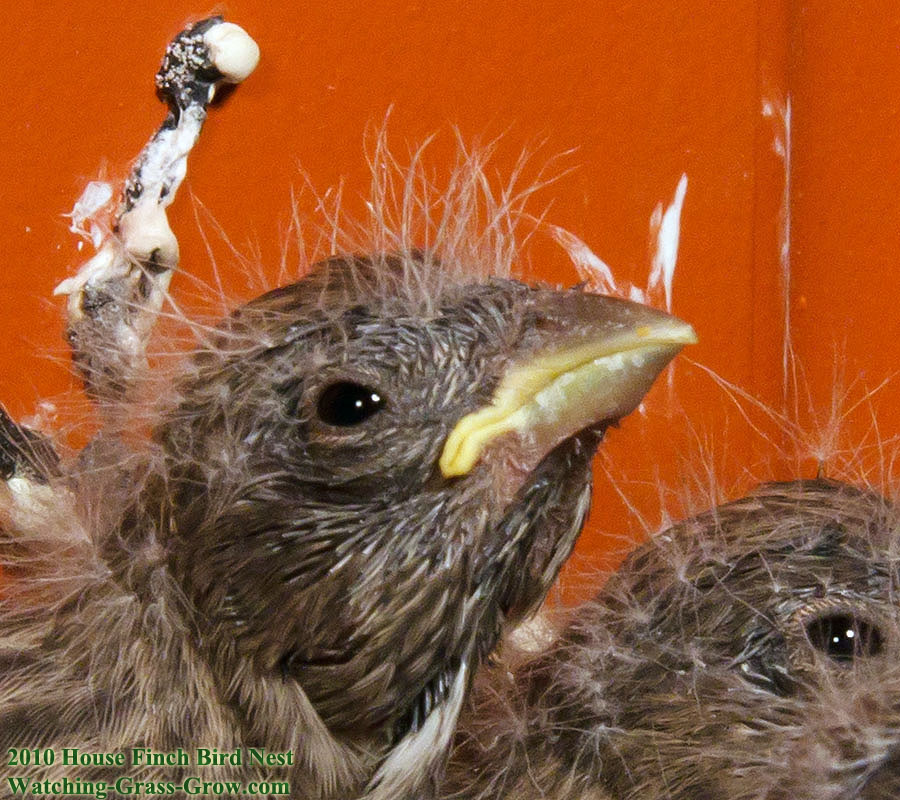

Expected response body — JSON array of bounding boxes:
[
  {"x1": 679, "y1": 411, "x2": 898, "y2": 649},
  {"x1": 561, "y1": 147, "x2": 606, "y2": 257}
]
[
  {"x1": 805, "y1": 613, "x2": 884, "y2": 663},
  {"x1": 316, "y1": 382, "x2": 386, "y2": 426}
]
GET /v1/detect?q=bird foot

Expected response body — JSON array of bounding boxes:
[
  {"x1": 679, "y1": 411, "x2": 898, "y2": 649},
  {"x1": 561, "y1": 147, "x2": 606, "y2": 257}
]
[{"x1": 53, "y1": 17, "x2": 259, "y2": 403}]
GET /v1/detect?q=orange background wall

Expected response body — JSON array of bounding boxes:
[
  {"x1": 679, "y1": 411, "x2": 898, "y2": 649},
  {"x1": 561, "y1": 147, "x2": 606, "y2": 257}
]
[{"x1": 0, "y1": 3, "x2": 897, "y2": 597}]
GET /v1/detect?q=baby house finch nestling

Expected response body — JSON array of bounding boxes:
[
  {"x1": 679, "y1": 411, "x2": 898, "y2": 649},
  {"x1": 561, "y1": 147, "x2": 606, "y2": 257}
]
[
  {"x1": 445, "y1": 479, "x2": 900, "y2": 800},
  {"x1": 0, "y1": 17, "x2": 694, "y2": 800}
]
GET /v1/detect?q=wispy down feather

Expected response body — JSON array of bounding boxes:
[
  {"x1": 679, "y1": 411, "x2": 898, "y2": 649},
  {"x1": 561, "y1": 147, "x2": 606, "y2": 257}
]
[{"x1": 0, "y1": 17, "x2": 694, "y2": 800}]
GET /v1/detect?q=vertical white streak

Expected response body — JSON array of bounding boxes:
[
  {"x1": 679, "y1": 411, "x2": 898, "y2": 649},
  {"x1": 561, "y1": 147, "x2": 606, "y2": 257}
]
[
  {"x1": 762, "y1": 95, "x2": 793, "y2": 400},
  {"x1": 547, "y1": 174, "x2": 689, "y2": 362},
  {"x1": 648, "y1": 173, "x2": 688, "y2": 314},
  {"x1": 781, "y1": 99, "x2": 793, "y2": 396},
  {"x1": 647, "y1": 173, "x2": 688, "y2": 394}
]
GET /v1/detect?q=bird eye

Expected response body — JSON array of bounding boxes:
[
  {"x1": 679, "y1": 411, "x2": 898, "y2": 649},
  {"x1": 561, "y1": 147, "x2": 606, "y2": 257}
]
[
  {"x1": 316, "y1": 382, "x2": 386, "y2": 426},
  {"x1": 805, "y1": 613, "x2": 884, "y2": 663}
]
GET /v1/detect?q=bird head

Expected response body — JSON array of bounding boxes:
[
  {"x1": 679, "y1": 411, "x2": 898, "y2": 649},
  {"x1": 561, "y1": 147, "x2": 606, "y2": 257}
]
[
  {"x1": 537, "y1": 478, "x2": 900, "y2": 800},
  {"x1": 145, "y1": 250, "x2": 694, "y2": 748}
]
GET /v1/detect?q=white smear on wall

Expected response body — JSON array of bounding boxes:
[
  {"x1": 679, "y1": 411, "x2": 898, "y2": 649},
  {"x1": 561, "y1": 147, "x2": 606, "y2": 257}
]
[
  {"x1": 547, "y1": 173, "x2": 689, "y2": 403},
  {"x1": 648, "y1": 173, "x2": 688, "y2": 393},
  {"x1": 628, "y1": 284, "x2": 646, "y2": 304},
  {"x1": 547, "y1": 225, "x2": 619, "y2": 295},
  {"x1": 762, "y1": 95, "x2": 793, "y2": 398},
  {"x1": 547, "y1": 172, "x2": 688, "y2": 313},
  {"x1": 648, "y1": 173, "x2": 688, "y2": 314}
]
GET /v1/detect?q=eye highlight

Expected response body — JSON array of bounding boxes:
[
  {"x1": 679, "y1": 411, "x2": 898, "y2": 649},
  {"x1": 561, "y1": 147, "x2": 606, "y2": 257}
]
[
  {"x1": 805, "y1": 613, "x2": 884, "y2": 663},
  {"x1": 317, "y1": 382, "x2": 386, "y2": 426}
]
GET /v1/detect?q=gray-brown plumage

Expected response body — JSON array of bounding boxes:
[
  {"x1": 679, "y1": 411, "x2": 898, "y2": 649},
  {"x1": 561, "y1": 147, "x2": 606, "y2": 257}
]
[
  {"x1": 0, "y1": 249, "x2": 691, "y2": 799},
  {"x1": 444, "y1": 478, "x2": 900, "y2": 800},
  {"x1": 0, "y1": 18, "x2": 697, "y2": 798}
]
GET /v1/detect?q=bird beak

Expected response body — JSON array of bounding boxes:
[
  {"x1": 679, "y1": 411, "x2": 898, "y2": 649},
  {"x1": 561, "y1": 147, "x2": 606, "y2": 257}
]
[{"x1": 439, "y1": 291, "x2": 697, "y2": 478}]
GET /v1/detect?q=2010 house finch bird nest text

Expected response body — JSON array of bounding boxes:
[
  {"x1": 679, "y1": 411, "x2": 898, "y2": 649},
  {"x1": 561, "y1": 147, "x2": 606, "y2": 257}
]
[{"x1": 0, "y1": 17, "x2": 694, "y2": 800}]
